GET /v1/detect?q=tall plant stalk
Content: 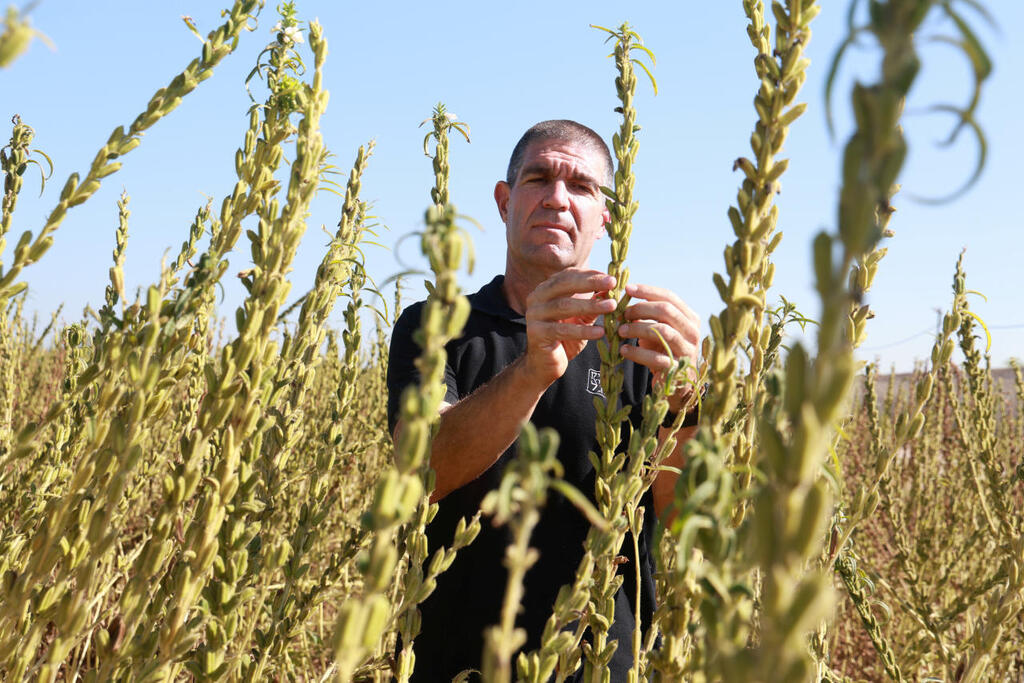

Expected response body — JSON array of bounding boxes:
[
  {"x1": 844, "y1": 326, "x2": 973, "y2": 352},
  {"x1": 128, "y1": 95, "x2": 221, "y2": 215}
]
[
  {"x1": 703, "y1": 0, "x2": 819, "y2": 528},
  {"x1": 581, "y1": 24, "x2": 657, "y2": 683},
  {"x1": 333, "y1": 104, "x2": 473, "y2": 683}
]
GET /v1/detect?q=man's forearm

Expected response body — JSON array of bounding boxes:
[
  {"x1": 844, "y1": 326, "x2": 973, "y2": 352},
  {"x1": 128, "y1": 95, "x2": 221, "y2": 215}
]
[
  {"x1": 413, "y1": 355, "x2": 551, "y2": 503},
  {"x1": 652, "y1": 425, "x2": 696, "y2": 522}
]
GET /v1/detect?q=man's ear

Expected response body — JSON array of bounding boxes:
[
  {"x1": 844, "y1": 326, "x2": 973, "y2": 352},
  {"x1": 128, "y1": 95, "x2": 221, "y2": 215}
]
[
  {"x1": 494, "y1": 181, "x2": 510, "y2": 223},
  {"x1": 598, "y1": 207, "x2": 611, "y2": 238}
]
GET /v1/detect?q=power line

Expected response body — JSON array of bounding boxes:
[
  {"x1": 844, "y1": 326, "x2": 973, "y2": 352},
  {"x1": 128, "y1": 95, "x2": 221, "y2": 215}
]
[
  {"x1": 860, "y1": 328, "x2": 934, "y2": 352},
  {"x1": 859, "y1": 322, "x2": 1024, "y2": 352}
]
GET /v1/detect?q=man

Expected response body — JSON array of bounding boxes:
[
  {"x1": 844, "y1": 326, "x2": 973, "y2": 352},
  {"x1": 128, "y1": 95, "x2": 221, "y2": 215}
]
[{"x1": 387, "y1": 120, "x2": 700, "y2": 681}]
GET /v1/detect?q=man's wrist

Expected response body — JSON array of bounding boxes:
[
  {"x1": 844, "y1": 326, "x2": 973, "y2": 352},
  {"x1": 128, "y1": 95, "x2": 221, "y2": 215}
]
[
  {"x1": 661, "y1": 383, "x2": 708, "y2": 429},
  {"x1": 512, "y1": 353, "x2": 557, "y2": 396}
]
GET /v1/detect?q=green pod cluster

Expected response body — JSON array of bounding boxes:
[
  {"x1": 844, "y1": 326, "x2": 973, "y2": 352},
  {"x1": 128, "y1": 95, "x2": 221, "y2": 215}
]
[
  {"x1": 651, "y1": 427, "x2": 748, "y2": 681},
  {"x1": 0, "y1": 6, "x2": 47, "y2": 68},
  {"x1": 1, "y1": 115, "x2": 43, "y2": 255},
  {"x1": 247, "y1": 141, "x2": 376, "y2": 680},
  {"x1": 942, "y1": 258, "x2": 1024, "y2": 682},
  {"x1": 334, "y1": 104, "x2": 473, "y2": 683},
  {"x1": 188, "y1": 17, "x2": 330, "y2": 681},
  {"x1": 577, "y1": 24, "x2": 658, "y2": 683},
  {"x1": 94, "y1": 190, "x2": 133, "y2": 334},
  {"x1": 517, "y1": 550, "x2": 597, "y2": 683},
  {"x1": 755, "y1": 1, "x2": 992, "y2": 681},
  {"x1": 479, "y1": 423, "x2": 562, "y2": 683},
  {"x1": 0, "y1": 0, "x2": 262, "y2": 308},
  {"x1": 703, "y1": 0, "x2": 819, "y2": 532},
  {"x1": 389, "y1": 109, "x2": 477, "y2": 683}
]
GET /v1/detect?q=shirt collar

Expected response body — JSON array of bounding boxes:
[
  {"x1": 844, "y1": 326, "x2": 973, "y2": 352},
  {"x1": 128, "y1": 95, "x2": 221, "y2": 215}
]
[{"x1": 469, "y1": 274, "x2": 526, "y2": 325}]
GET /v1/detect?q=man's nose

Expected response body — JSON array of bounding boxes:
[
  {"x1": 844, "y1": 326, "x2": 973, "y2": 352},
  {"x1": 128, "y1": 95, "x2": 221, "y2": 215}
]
[{"x1": 542, "y1": 180, "x2": 570, "y2": 210}]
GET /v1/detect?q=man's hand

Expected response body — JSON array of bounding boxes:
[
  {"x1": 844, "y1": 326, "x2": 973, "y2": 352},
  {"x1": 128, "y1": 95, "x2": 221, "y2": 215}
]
[
  {"x1": 421, "y1": 268, "x2": 614, "y2": 502},
  {"x1": 617, "y1": 282, "x2": 701, "y2": 411},
  {"x1": 523, "y1": 268, "x2": 617, "y2": 387}
]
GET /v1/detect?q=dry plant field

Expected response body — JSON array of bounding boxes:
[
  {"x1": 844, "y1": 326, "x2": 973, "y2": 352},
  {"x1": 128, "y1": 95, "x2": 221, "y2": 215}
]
[{"x1": 0, "y1": 1, "x2": 1021, "y2": 681}]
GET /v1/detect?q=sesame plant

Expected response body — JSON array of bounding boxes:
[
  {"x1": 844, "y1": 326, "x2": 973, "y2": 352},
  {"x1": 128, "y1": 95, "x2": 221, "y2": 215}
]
[
  {"x1": 334, "y1": 103, "x2": 478, "y2": 683},
  {"x1": 0, "y1": 1, "x2": 1018, "y2": 682},
  {"x1": 0, "y1": 4, "x2": 52, "y2": 69}
]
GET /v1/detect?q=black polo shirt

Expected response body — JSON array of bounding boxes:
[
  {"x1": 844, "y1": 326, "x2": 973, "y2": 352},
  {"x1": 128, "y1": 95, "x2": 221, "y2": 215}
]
[{"x1": 386, "y1": 274, "x2": 657, "y2": 682}]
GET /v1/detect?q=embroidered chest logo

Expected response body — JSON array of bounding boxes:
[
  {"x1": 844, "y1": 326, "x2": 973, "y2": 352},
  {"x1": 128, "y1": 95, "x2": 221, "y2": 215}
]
[{"x1": 586, "y1": 368, "x2": 605, "y2": 397}]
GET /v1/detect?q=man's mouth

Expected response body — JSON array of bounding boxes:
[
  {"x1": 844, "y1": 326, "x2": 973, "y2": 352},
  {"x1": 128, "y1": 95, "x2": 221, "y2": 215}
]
[{"x1": 533, "y1": 222, "x2": 572, "y2": 234}]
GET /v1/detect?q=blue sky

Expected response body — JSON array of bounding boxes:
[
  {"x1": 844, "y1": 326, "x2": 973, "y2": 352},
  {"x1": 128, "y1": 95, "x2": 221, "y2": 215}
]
[{"x1": 4, "y1": 1, "x2": 1021, "y2": 371}]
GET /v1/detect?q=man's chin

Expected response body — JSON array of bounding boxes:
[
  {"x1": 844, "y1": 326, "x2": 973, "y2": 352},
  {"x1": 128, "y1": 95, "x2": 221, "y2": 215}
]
[
  {"x1": 533, "y1": 254, "x2": 580, "y2": 275},
  {"x1": 508, "y1": 243, "x2": 589, "y2": 279}
]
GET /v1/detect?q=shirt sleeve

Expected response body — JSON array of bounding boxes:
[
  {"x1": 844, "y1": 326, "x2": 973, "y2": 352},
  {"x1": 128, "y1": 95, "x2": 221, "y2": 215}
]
[{"x1": 386, "y1": 302, "x2": 459, "y2": 434}]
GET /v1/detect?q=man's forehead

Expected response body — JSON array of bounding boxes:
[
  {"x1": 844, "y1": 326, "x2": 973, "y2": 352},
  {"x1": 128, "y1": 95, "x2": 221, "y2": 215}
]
[{"x1": 519, "y1": 139, "x2": 606, "y2": 179}]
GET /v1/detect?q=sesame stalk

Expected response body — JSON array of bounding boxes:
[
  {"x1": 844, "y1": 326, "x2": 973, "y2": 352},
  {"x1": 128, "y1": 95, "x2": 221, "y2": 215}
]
[
  {"x1": 947, "y1": 258, "x2": 1024, "y2": 681},
  {"x1": 333, "y1": 104, "x2": 472, "y2": 683},
  {"x1": 187, "y1": 12, "x2": 330, "y2": 678},
  {"x1": 578, "y1": 24, "x2": 657, "y2": 683},
  {"x1": 96, "y1": 190, "x2": 132, "y2": 331},
  {"x1": 1, "y1": 115, "x2": 51, "y2": 261},
  {"x1": 480, "y1": 424, "x2": 560, "y2": 683},
  {"x1": 0, "y1": 5, "x2": 51, "y2": 68},
  {"x1": 0, "y1": 303, "x2": 12, "y2": 462},
  {"x1": 388, "y1": 105, "x2": 477, "y2": 683},
  {"x1": 248, "y1": 141, "x2": 375, "y2": 679},
  {"x1": 0, "y1": 0, "x2": 263, "y2": 306},
  {"x1": 835, "y1": 551, "x2": 904, "y2": 682},
  {"x1": 703, "y1": 0, "x2": 819, "y2": 529},
  {"x1": 743, "y1": 0, "x2": 960, "y2": 678},
  {"x1": 589, "y1": 21, "x2": 654, "y2": 509}
]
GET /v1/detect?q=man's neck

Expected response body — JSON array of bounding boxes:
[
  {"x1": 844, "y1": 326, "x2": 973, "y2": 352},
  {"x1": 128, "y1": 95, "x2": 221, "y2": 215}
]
[{"x1": 502, "y1": 259, "x2": 554, "y2": 315}]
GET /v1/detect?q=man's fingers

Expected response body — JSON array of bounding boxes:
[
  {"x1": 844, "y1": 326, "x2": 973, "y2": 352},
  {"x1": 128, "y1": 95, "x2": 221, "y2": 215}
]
[
  {"x1": 622, "y1": 303, "x2": 699, "y2": 346},
  {"x1": 624, "y1": 299, "x2": 699, "y2": 329},
  {"x1": 620, "y1": 339, "x2": 699, "y2": 373},
  {"x1": 529, "y1": 269, "x2": 615, "y2": 304},
  {"x1": 618, "y1": 321, "x2": 684, "y2": 352},
  {"x1": 529, "y1": 295, "x2": 615, "y2": 323},
  {"x1": 534, "y1": 320, "x2": 606, "y2": 341},
  {"x1": 619, "y1": 343, "x2": 674, "y2": 373},
  {"x1": 619, "y1": 317, "x2": 701, "y2": 380},
  {"x1": 624, "y1": 283, "x2": 699, "y2": 326}
]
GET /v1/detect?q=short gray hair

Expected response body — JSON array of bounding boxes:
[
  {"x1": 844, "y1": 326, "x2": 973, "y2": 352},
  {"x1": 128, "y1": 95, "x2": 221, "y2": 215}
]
[{"x1": 505, "y1": 120, "x2": 613, "y2": 187}]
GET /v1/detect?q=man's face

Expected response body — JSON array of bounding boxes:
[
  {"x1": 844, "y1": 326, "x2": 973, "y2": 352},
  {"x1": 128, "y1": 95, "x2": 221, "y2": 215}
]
[{"x1": 494, "y1": 138, "x2": 611, "y2": 278}]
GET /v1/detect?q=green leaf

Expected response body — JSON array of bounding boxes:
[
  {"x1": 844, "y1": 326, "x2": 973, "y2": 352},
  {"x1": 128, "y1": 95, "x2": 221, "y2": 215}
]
[
  {"x1": 907, "y1": 104, "x2": 987, "y2": 204},
  {"x1": 631, "y1": 58, "x2": 658, "y2": 96},
  {"x1": 823, "y1": 25, "x2": 867, "y2": 140}
]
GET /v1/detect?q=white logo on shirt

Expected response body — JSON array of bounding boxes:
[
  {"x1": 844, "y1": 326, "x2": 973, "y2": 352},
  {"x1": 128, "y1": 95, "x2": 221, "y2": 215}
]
[{"x1": 586, "y1": 368, "x2": 605, "y2": 397}]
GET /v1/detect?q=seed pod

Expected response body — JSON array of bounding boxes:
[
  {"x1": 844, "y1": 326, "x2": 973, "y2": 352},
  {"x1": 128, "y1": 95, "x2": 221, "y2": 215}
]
[{"x1": 915, "y1": 374, "x2": 933, "y2": 404}]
